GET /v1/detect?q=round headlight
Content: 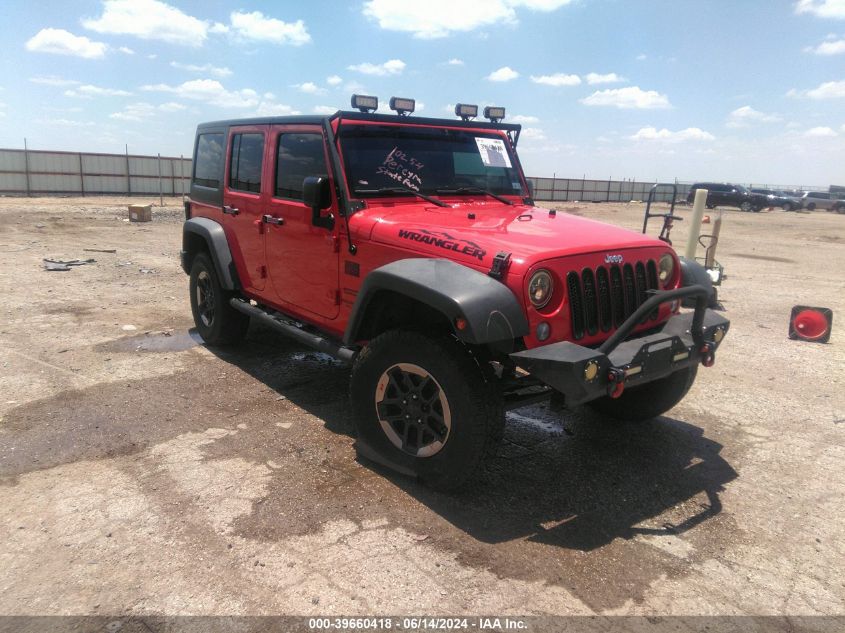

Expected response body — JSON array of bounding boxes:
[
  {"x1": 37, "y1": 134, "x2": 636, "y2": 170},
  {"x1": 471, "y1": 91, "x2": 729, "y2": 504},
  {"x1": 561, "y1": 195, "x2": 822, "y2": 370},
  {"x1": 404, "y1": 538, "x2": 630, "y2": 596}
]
[
  {"x1": 528, "y1": 270, "x2": 553, "y2": 308},
  {"x1": 658, "y1": 253, "x2": 675, "y2": 286}
]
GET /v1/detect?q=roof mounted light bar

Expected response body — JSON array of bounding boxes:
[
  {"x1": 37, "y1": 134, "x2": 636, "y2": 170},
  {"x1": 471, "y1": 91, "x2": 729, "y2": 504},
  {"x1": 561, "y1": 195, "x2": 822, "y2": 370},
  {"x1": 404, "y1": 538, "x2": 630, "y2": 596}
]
[
  {"x1": 484, "y1": 106, "x2": 506, "y2": 123},
  {"x1": 351, "y1": 94, "x2": 378, "y2": 113},
  {"x1": 455, "y1": 103, "x2": 478, "y2": 121},
  {"x1": 389, "y1": 96, "x2": 415, "y2": 116}
]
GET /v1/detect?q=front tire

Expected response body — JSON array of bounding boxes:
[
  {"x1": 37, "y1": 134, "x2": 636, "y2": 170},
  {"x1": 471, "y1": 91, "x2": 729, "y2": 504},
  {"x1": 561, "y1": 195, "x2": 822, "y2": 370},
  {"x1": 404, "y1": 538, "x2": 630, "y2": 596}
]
[
  {"x1": 350, "y1": 330, "x2": 503, "y2": 491},
  {"x1": 806, "y1": 202, "x2": 816, "y2": 211},
  {"x1": 740, "y1": 201, "x2": 753, "y2": 212},
  {"x1": 189, "y1": 252, "x2": 249, "y2": 345},
  {"x1": 587, "y1": 365, "x2": 698, "y2": 422}
]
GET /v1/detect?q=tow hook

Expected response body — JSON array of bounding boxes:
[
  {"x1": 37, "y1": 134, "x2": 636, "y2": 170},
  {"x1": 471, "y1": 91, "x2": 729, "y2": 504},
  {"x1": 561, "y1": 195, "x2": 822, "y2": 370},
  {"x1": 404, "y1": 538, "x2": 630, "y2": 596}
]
[
  {"x1": 607, "y1": 368, "x2": 626, "y2": 399},
  {"x1": 699, "y1": 342, "x2": 716, "y2": 367}
]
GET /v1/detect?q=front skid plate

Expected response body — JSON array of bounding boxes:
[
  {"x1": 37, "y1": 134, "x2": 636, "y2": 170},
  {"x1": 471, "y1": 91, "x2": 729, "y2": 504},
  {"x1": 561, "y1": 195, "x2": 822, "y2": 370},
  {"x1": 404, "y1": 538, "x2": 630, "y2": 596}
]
[{"x1": 509, "y1": 310, "x2": 729, "y2": 406}]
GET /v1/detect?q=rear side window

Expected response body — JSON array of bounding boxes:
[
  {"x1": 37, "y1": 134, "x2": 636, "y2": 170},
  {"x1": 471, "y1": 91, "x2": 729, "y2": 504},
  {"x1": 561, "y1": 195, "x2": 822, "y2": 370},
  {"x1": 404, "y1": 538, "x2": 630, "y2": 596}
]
[
  {"x1": 193, "y1": 133, "x2": 224, "y2": 188},
  {"x1": 229, "y1": 133, "x2": 265, "y2": 193},
  {"x1": 275, "y1": 133, "x2": 328, "y2": 200}
]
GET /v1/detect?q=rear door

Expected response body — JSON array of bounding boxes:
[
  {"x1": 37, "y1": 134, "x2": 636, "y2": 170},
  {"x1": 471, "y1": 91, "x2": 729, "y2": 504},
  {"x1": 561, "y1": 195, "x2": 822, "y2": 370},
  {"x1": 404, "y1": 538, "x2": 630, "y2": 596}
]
[
  {"x1": 223, "y1": 126, "x2": 268, "y2": 292},
  {"x1": 263, "y1": 125, "x2": 340, "y2": 320}
]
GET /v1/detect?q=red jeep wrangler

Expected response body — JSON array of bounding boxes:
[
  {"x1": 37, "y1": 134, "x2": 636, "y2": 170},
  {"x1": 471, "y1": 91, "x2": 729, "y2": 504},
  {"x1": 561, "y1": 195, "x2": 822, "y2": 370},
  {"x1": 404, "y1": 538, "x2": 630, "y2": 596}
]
[{"x1": 181, "y1": 95, "x2": 729, "y2": 489}]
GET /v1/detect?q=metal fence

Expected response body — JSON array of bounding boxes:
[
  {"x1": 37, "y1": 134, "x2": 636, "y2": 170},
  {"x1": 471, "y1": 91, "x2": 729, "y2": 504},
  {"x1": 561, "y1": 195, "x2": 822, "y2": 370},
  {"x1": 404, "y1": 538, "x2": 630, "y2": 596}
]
[
  {"x1": 0, "y1": 145, "x2": 832, "y2": 201},
  {"x1": 525, "y1": 177, "x2": 831, "y2": 204},
  {"x1": 0, "y1": 148, "x2": 191, "y2": 197}
]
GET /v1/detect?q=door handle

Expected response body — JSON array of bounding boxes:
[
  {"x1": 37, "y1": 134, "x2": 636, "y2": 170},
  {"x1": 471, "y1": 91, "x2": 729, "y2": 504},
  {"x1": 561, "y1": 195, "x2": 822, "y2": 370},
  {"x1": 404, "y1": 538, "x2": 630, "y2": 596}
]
[
  {"x1": 222, "y1": 205, "x2": 240, "y2": 216},
  {"x1": 262, "y1": 214, "x2": 284, "y2": 226}
]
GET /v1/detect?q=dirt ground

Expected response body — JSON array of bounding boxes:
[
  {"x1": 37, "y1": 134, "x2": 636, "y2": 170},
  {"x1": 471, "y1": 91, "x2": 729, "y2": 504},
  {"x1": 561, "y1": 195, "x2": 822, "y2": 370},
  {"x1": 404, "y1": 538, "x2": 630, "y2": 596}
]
[{"x1": 0, "y1": 196, "x2": 843, "y2": 621}]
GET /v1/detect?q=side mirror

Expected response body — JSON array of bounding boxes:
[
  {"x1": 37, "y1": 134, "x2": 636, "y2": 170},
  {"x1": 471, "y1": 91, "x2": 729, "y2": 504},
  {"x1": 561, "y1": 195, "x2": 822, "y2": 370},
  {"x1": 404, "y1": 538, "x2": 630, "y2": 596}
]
[{"x1": 302, "y1": 176, "x2": 334, "y2": 230}]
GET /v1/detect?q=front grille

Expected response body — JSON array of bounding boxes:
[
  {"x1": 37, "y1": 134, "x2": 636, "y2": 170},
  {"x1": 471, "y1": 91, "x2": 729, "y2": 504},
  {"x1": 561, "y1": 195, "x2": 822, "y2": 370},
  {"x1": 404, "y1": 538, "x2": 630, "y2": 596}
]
[{"x1": 567, "y1": 259, "x2": 660, "y2": 340}]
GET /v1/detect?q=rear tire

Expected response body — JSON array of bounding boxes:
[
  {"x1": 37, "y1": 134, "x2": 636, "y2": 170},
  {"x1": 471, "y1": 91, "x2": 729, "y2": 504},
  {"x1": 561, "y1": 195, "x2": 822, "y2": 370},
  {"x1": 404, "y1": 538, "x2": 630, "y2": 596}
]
[
  {"x1": 350, "y1": 330, "x2": 503, "y2": 491},
  {"x1": 835, "y1": 203, "x2": 845, "y2": 214},
  {"x1": 189, "y1": 252, "x2": 249, "y2": 345},
  {"x1": 587, "y1": 365, "x2": 698, "y2": 422}
]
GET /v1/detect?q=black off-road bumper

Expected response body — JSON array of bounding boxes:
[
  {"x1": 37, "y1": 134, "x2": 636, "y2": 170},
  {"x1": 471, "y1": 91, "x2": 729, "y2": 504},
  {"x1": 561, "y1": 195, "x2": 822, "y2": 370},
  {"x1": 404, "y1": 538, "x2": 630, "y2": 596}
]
[{"x1": 509, "y1": 285, "x2": 729, "y2": 406}]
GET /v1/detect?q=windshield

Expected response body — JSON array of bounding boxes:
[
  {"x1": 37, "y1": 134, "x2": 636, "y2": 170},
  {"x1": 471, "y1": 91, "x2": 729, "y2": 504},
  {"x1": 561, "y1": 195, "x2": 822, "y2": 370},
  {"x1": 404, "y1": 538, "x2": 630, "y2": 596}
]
[{"x1": 338, "y1": 124, "x2": 525, "y2": 198}]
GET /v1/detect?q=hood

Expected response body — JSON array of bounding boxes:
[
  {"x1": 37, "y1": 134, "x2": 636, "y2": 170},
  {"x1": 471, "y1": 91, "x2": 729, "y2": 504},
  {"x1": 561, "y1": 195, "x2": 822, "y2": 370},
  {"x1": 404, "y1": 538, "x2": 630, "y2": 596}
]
[{"x1": 356, "y1": 200, "x2": 668, "y2": 274}]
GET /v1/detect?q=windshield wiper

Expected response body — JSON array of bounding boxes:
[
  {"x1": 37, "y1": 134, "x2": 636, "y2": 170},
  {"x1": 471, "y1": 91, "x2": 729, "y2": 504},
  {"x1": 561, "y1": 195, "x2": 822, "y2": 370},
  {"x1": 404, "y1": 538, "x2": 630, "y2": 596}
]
[
  {"x1": 435, "y1": 187, "x2": 514, "y2": 205},
  {"x1": 354, "y1": 186, "x2": 449, "y2": 208}
]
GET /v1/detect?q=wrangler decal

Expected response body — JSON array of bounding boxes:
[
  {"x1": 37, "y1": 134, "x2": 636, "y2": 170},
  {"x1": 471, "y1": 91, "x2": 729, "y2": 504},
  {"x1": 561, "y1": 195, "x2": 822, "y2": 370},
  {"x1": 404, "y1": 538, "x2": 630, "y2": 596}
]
[{"x1": 397, "y1": 229, "x2": 487, "y2": 261}]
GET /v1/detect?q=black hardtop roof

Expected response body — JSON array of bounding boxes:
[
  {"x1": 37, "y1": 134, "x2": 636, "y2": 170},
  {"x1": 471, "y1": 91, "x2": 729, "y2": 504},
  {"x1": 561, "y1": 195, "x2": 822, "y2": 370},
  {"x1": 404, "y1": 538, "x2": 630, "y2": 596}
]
[{"x1": 196, "y1": 110, "x2": 522, "y2": 134}]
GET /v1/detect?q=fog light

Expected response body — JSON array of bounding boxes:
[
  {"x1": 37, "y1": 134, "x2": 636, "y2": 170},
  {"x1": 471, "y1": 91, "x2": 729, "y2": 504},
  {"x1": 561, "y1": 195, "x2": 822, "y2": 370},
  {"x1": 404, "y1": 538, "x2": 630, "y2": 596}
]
[
  {"x1": 583, "y1": 360, "x2": 598, "y2": 381},
  {"x1": 713, "y1": 328, "x2": 724, "y2": 343},
  {"x1": 536, "y1": 322, "x2": 550, "y2": 341}
]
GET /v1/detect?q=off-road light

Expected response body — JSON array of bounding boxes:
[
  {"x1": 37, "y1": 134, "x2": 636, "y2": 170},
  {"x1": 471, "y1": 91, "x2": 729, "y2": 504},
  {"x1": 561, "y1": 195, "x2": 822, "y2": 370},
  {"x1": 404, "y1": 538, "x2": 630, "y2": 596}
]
[
  {"x1": 455, "y1": 103, "x2": 478, "y2": 121},
  {"x1": 351, "y1": 94, "x2": 378, "y2": 113},
  {"x1": 788, "y1": 305, "x2": 832, "y2": 343},
  {"x1": 484, "y1": 106, "x2": 506, "y2": 123},
  {"x1": 528, "y1": 270, "x2": 553, "y2": 309},
  {"x1": 583, "y1": 360, "x2": 598, "y2": 381},
  {"x1": 658, "y1": 253, "x2": 674, "y2": 286},
  {"x1": 389, "y1": 97, "x2": 415, "y2": 116}
]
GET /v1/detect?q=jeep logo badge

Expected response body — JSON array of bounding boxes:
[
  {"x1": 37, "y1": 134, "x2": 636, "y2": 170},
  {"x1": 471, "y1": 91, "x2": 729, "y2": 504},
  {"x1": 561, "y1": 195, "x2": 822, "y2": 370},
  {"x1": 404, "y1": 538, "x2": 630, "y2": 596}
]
[{"x1": 604, "y1": 254, "x2": 624, "y2": 264}]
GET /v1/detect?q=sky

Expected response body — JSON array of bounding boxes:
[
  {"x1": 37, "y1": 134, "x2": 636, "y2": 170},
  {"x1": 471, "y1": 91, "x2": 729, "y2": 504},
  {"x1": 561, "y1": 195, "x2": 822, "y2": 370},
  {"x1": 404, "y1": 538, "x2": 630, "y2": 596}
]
[{"x1": 1, "y1": 0, "x2": 844, "y2": 186}]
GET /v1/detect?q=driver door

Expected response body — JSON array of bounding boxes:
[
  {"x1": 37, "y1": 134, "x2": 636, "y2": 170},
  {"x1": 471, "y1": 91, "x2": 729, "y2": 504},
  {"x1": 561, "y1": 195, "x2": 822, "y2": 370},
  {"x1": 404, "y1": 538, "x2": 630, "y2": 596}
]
[{"x1": 263, "y1": 126, "x2": 340, "y2": 320}]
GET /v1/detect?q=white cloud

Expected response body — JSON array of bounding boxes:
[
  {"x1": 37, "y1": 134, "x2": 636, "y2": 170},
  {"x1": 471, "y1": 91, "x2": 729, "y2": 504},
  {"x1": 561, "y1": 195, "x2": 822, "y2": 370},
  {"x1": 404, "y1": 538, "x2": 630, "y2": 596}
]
[
  {"x1": 294, "y1": 82, "x2": 325, "y2": 95},
  {"x1": 170, "y1": 61, "x2": 232, "y2": 78},
  {"x1": 510, "y1": 114, "x2": 539, "y2": 123},
  {"x1": 805, "y1": 38, "x2": 845, "y2": 54},
  {"x1": 446, "y1": 58, "x2": 464, "y2": 65},
  {"x1": 110, "y1": 102, "x2": 157, "y2": 121},
  {"x1": 118, "y1": 46, "x2": 135, "y2": 55},
  {"x1": 727, "y1": 105, "x2": 782, "y2": 128},
  {"x1": 158, "y1": 102, "x2": 187, "y2": 112},
  {"x1": 65, "y1": 84, "x2": 132, "y2": 98},
  {"x1": 25, "y1": 28, "x2": 107, "y2": 59},
  {"x1": 487, "y1": 66, "x2": 519, "y2": 81},
  {"x1": 229, "y1": 11, "x2": 311, "y2": 45},
  {"x1": 636, "y1": 53, "x2": 647, "y2": 60},
  {"x1": 83, "y1": 0, "x2": 209, "y2": 45},
  {"x1": 348, "y1": 59, "x2": 406, "y2": 76},
  {"x1": 326, "y1": 75, "x2": 342, "y2": 86},
  {"x1": 795, "y1": 0, "x2": 845, "y2": 18},
  {"x1": 35, "y1": 118, "x2": 95, "y2": 127},
  {"x1": 520, "y1": 127, "x2": 546, "y2": 140},
  {"x1": 804, "y1": 126, "x2": 838, "y2": 137},
  {"x1": 630, "y1": 127, "x2": 715, "y2": 142},
  {"x1": 314, "y1": 105, "x2": 339, "y2": 115},
  {"x1": 255, "y1": 101, "x2": 301, "y2": 116},
  {"x1": 581, "y1": 86, "x2": 671, "y2": 109},
  {"x1": 585, "y1": 72, "x2": 625, "y2": 84},
  {"x1": 362, "y1": 0, "x2": 573, "y2": 39},
  {"x1": 141, "y1": 79, "x2": 259, "y2": 108},
  {"x1": 209, "y1": 22, "x2": 229, "y2": 34},
  {"x1": 789, "y1": 79, "x2": 845, "y2": 98},
  {"x1": 29, "y1": 76, "x2": 81, "y2": 87},
  {"x1": 530, "y1": 72, "x2": 580, "y2": 86}
]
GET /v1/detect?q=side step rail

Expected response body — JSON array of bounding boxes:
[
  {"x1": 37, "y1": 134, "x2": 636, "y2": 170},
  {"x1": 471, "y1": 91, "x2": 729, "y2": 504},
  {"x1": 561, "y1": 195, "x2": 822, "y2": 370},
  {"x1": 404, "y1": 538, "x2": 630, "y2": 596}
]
[{"x1": 229, "y1": 298, "x2": 358, "y2": 364}]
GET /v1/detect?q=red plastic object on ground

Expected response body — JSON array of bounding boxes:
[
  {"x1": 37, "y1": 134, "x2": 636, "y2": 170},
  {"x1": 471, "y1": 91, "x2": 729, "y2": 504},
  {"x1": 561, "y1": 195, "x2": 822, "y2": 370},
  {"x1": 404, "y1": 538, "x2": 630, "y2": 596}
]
[{"x1": 788, "y1": 306, "x2": 832, "y2": 343}]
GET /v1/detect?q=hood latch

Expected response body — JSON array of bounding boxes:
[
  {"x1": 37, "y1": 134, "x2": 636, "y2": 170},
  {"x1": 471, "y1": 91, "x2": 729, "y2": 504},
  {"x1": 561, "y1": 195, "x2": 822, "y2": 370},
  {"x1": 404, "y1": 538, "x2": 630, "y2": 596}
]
[{"x1": 488, "y1": 251, "x2": 512, "y2": 281}]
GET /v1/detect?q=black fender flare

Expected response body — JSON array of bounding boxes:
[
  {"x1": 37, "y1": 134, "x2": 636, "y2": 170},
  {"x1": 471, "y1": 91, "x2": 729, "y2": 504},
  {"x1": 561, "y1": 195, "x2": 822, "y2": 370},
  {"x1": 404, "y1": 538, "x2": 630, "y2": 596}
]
[
  {"x1": 181, "y1": 217, "x2": 239, "y2": 290},
  {"x1": 679, "y1": 256, "x2": 717, "y2": 308},
  {"x1": 344, "y1": 258, "x2": 529, "y2": 346}
]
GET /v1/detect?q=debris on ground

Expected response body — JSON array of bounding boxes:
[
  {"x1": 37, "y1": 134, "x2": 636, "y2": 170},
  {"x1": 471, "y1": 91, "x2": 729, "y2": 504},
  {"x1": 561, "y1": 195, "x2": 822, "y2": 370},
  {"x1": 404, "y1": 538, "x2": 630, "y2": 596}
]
[
  {"x1": 43, "y1": 258, "x2": 96, "y2": 271},
  {"x1": 139, "y1": 268, "x2": 157, "y2": 274},
  {"x1": 83, "y1": 248, "x2": 117, "y2": 254}
]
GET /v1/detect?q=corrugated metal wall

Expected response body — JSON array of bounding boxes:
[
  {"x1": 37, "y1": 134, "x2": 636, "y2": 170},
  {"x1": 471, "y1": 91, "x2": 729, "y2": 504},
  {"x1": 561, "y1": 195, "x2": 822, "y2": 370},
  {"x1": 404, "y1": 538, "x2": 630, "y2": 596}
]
[
  {"x1": 526, "y1": 177, "x2": 691, "y2": 203},
  {"x1": 0, "y1": 146, "x2": 827, "y2": 200},
  {"x1": 0, "y1": 148, "x2": 191, "y2": 196}
]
